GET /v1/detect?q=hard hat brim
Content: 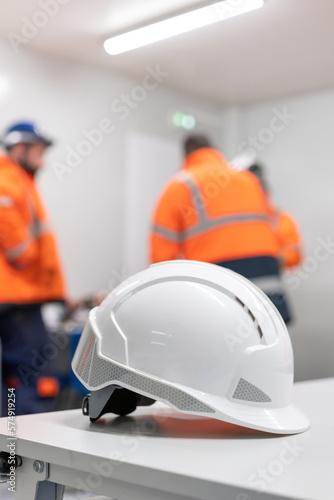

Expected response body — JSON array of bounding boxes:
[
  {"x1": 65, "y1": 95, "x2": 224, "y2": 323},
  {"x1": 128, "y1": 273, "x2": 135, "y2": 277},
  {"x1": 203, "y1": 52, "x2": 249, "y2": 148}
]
[
  {"x1": 72, "y1": 313, "x2": 310, "y2": 436},
  {"x1": 4, "y1": 130, "x2": 53, "y2": 148},
  {"x1": 191, "y1": 391, "x2": 311, "y2": 435}
]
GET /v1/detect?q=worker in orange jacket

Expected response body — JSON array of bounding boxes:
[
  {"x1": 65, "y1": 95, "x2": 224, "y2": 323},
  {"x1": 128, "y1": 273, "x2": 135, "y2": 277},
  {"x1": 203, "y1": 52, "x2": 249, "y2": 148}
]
[
  {"x1": 247, "y1": 163, "x2": 303, "y2": 270},
  {"x1": 0, "y1": 121, "x2": 65, "y2": 415},
  {"x1": 276, "y1": 211, "x2": 303, "y2": 268},
  {"x1": 150, "y1": 135, "x2": 291, "y2": 323}
]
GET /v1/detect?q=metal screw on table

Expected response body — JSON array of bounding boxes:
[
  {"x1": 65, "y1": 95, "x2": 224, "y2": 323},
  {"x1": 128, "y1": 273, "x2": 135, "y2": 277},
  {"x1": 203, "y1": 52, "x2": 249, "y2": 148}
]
[{"x1": 33, "y1": 460, "x2": 44, "y2": 473}]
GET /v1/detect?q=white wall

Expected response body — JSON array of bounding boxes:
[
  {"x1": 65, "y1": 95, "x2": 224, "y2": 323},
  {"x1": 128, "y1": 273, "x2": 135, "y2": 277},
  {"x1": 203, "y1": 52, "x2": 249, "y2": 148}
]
[
  {"x1": 0, "y1": 41, "x2": 222, "y2": 299},
  {"x1": 123, "y1": 132, "x2": 181, "y2": 276},
  {"x1": 1, "y1": 39, "x2": 333, "y2": 382},
  {"x1": 225, "y1": 89, "x2": 334, "y2": 381}
]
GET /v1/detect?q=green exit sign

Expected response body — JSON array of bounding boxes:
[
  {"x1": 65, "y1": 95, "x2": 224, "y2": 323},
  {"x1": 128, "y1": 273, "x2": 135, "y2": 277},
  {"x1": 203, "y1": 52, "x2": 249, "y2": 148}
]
[{"x1": 172, "y1": 112, "x2": 196, "y2": 130}]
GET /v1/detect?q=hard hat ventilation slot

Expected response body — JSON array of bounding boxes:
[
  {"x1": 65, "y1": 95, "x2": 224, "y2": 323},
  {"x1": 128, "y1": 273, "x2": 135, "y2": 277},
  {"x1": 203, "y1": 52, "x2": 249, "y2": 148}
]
[
  {"x1": 232, "y1": 378, "x2": 271, "y2": 403},
  {"x1": 247, "y1": 308, "x2": 256, "y2": 322},
  {"x1": 235, "y1": 297, "x2": 245, "y2": 307},
  {"x1": 235, "y1": 296, "x2": 263, "y2": 340}
]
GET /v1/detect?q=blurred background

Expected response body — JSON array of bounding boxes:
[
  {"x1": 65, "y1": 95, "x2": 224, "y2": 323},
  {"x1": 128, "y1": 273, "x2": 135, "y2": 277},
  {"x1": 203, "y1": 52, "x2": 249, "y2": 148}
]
[{"x1": 0, "y1": 0, "x2": 333, "y2": 384}]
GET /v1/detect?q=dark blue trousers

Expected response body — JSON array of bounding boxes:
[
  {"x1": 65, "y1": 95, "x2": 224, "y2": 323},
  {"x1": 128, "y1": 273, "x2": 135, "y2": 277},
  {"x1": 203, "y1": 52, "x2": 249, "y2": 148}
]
[
  {"x1": 215, "y1": 256, "x2": 292, "y2": 324},
  {"x1": 0, "y1": 305, "x2": 56, "y2": 416}
]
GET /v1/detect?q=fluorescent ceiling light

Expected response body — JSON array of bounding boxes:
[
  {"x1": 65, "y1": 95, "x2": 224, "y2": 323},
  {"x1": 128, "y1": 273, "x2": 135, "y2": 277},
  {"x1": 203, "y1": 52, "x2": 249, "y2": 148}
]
[
  {"x1": 104, "y1": 0, "x2": 264, "y2": 55},
  {"x1": 0, "y1": 76, "x2": 10, "y2": 96}
]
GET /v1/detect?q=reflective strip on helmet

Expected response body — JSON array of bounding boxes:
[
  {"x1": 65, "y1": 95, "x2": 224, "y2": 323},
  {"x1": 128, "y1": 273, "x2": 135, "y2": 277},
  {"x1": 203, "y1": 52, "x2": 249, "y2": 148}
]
[
  {"x1": 73, "y1": 321, "x2": 97, "y2": 382},
  {"x1": 233, "y1": 377, "x2": 272, "y2": 403},
  {"x1": 5, "y1": 235, "x2": 32, "y2": 262},
  {"x1": 0, "y1": 196, "x2": 14, "y2": 207},
  {"x1": 75, "y1": 332, "x2": 216, "y2": 414}
]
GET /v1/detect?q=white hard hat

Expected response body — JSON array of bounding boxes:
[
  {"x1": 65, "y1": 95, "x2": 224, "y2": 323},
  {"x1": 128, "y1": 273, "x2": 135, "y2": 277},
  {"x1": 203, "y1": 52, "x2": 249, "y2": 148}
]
[
  {"x1": 72, "y1": 260, "x2": 310, "y2": 435},
  {"x1": 230, "y1": 150, "x2": 257, "y2": 171}
]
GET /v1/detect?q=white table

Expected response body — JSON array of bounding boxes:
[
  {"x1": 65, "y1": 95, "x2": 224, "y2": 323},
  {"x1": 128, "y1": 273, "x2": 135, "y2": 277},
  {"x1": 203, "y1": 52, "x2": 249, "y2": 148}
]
[{"x1": 0, "y1": 378, "x2": 333, "y2": 500}]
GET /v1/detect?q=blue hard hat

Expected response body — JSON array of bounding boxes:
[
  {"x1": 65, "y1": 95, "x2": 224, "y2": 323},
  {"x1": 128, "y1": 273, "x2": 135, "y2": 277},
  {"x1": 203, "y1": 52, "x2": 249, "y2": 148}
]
[{"x1": 3, "y1": 121, "x2": 54, "y2": 148}]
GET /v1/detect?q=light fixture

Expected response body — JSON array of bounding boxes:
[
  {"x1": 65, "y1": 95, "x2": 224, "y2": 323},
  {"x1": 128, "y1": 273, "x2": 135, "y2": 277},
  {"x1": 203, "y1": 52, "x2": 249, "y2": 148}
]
[
  {"x1": 104, "y1": 0, "x2": 264, "y2": 55},
  {"x1": 0, "y1": 76, "x2": 10, "y2": 98}
]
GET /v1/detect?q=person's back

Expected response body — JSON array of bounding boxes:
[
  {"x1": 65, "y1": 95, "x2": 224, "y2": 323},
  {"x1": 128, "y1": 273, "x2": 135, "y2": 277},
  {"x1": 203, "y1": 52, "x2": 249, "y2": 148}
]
[{"x1": 150, "y1": 134, "x2": 291, "y2": 322}]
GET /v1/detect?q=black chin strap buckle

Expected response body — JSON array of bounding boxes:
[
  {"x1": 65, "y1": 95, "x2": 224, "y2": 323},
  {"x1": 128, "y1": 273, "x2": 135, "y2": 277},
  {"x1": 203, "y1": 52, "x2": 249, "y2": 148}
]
[{"x1": 82, "y1": 385, "x2": 155, "y2": 422}]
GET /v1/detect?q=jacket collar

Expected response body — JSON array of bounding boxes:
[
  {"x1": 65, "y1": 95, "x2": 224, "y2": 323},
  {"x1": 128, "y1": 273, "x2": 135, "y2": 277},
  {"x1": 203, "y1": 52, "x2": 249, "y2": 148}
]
[
  {"x1": 0, "y1": 154, "x2": 35, "y2": 181},
  {"x1": 182, "y1": 148, "x2": 228, "y2": 170}
]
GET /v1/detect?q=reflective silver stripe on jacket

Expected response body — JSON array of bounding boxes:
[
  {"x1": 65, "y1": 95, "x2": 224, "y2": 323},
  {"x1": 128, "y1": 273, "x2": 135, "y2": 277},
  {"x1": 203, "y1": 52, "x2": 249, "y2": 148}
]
[
  {"x1": 5, "y1": 235, "x2": 32, "y2": 261},
  {"x1": 151, "y1": 224, "x2": 181, "y2": 243},
  {"x1": 3, "y1": 185, "x2": 50, "y2": 262},
  {"x1": 176, "y1": 171, "x2": 207, "y2": 223},
  {"x1": 152, "y1": 169, "x2": 269, "y2": 242},
  {"x1": 183, "y1": 212, "x2": 268, "y2": 239},
  {"x1": 5, "y1": 221, "x2": 50, "y2": 263},
  {"x1": 30, "y1": 220, "x2": 50, "y2": 238},
  {"x1": 25, "y1": 184, "x2": 51, "y2": 239},
  {"x1": 0, "y1": 196, "x2": 14, "y2": 207}
]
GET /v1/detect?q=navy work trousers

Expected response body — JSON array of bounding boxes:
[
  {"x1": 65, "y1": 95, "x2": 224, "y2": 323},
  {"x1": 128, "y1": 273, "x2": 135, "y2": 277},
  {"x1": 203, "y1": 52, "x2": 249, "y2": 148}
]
[{"x1": 0, "y1": 305, "x2": 56, "y2": 416}]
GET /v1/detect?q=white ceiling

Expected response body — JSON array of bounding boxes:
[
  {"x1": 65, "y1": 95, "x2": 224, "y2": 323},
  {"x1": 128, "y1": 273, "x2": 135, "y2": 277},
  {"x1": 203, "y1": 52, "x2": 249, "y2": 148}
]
[{"x1": 1, "y1": 0, "x2": 334, "y2": 104}]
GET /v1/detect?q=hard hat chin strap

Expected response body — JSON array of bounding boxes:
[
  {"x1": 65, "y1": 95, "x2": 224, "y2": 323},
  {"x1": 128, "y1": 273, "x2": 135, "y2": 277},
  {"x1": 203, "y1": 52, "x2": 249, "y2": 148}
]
[{"x1": 82, "y1": 385, "x2": 155, "y2": 422}]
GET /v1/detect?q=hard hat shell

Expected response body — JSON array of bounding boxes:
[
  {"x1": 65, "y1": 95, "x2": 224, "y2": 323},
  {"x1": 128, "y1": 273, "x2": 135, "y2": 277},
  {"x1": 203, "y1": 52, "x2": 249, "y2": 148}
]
[
  {"x1": 3, "y1": 121, "x2": 53, "y2": 148},
  {"x1": 72, "y1": 260, "x2": 310, "y2": 434}
]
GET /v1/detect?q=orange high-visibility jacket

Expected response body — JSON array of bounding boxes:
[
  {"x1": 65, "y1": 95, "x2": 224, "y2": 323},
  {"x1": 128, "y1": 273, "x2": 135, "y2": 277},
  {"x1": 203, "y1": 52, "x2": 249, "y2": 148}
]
[
  {"x1": 276, "y1": 211, "x2": 303, "y2": 269},
  {"x1": 0, "y1": 154, "x2": 65, "y2": 305},
  {"x1": 264, "y1": 192, "x2": 303, "y2": 269},
  {"x1": 150, "y1": 148, "x2": 280, "y2": 264}
]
